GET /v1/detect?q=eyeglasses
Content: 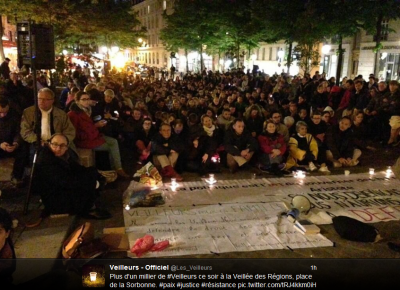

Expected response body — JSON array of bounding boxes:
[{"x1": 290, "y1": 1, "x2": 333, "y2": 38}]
[{"x1": 50, "y1": 142, "x2": 68, "y2": 150}]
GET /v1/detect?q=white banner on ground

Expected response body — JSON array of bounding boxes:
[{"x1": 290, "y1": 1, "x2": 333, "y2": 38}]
[
  {"x1": 123, "y1": 172, "x2": 399, "y2": 257},
  {"x1": 124, "y1": 202, "x2": 333, "y2": 258}
]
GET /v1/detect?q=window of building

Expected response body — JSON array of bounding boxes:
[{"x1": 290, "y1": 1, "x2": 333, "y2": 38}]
[
  {"x1": 373, "y1": 19, "x2": 389, "y2": 41},
  {"x1": 262, "y1": 48, "x2": 266, "y2": 60},
  {"x1": 153, "y1": 53, "x2": 155, "y2": 64},
  {"x1": 8, "y1": 31, "x2": 12, "y2": 42},
  {"x1": 148, "y1": 5, "x2": 150, "y2": 14},
  {"x1": 163, "y1": 0, "x2": 167, "y2": 10},
  {"x1": 157, "y1": 53, "x2": 159, "y2": 64},
  {"x1": 269, "y1": 47, "x2": 273, "y2": 61}
]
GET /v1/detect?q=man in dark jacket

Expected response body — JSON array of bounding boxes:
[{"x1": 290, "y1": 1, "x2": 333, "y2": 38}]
[
  {"x1": 325, "y1": 116, "x2": 361, "y2": 167},
  {"x1": 152, "y1": 123, "x2": 185, "y2": 181},
  {"x1": 0, "y1": 98, "x2": 28, "y2": 186},
  {"x1": 224, "y1": 118, "x2": 258, "y2": 173}
]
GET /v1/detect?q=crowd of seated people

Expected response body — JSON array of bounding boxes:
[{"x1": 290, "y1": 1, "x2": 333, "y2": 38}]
[{"x1": 1, "y1": 68, "x2": 400, "y2": 215}]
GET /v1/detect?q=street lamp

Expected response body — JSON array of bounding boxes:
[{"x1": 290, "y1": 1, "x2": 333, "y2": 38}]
[
  {"x1": 138, "y1": 38, "x2": 143, "y2": 43},
  {"x1": 322, "y1": 44, "x2": 331, "y2": 54},
  {"x1": 111, "y1": 46, "x2": 119, "y2": 54},
  {"x1": 62, "y1": 49, "x2": 68, "y2": 55}
]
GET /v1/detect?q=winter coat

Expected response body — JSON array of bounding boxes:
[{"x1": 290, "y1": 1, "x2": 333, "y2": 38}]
[
  {"x1": 223, "y1": 127, "x2": 258, "y2": 156},
  {"x1": 325, "y1": 124, "x2": 355, "y2": 160},
  {"x1": 67, "y1": 103, "x2": 105, "y2": 149},
  {"x1": 34, "y1": 145, "x2": 97, "y2": 214},
  {"x1": 286, "y1": 133, "x2": 318, "y2": 169},
  {"x1": 21, "y1": 105, "x2": 75, "y2": 144},
  {"x1": 257, "y1": 132, "x2": 286, "y2": 155}
]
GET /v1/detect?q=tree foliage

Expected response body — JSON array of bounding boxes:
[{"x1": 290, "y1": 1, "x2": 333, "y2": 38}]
[
  {"x1": 0, "y1": 0, "x2": 146, "y2": 56},
  {"x1": 161, "y1": 0, "x2": 263, "y2": 69}
]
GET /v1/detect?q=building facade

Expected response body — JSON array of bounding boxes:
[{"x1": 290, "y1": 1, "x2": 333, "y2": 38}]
[
  {"x1": 132, "y1": 0, "x2": 175, "y2": 70},
  {"x1": 132, "y1": 0, "x2": 400, "y2": 81},
  {"x1": 1, "y1": 15, "x2": 17, "y2": 71}
]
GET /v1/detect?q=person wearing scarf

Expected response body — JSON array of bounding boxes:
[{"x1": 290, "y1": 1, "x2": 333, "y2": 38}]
[{"x1": 257, "y1": 120, "x2": 287, "y2": 175}]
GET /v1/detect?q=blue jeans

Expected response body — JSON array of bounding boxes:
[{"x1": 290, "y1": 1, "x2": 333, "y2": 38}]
[{"x1": 94, "y1": 136, "x2": 122, "y2": 170}]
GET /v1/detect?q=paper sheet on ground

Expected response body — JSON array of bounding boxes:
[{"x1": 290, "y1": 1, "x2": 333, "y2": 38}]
[{"x1": 124, "y1": 201, "x2": 333, "y2": 257}]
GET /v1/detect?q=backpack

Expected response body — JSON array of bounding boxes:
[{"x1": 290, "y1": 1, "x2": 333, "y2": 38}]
[{"x1": 332, "y1": 216, "x2": 381, "y2": 243}]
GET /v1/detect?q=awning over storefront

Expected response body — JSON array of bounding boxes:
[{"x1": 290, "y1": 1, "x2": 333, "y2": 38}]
[{"x1": 2, "y1": 40, "x2": 17, "y2": 48}]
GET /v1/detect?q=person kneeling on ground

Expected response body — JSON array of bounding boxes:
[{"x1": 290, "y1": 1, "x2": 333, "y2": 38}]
[
  {"x1": 325, "y1": 116, "x2": 361, "y2": 167},
  {"x1": 33, "y1": 133, "x2": 111, "y2": 219},
  {"x1": 224, "y1": 118, "x2": 258, "y2": 173},
  {"x1": 257, "y1": 120, "x2": 287, "y2": 175},
  {"x1": 286, "y1": 121, "x2": 318, "y2": 172},
  {"x1": 151, "y1": 123, "x2": 184, "y2": 181}
]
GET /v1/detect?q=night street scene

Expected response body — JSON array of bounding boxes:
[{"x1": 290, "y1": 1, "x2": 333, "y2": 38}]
[{"x1": 2, "y1": 0, "x2": 400, "y2": 288}]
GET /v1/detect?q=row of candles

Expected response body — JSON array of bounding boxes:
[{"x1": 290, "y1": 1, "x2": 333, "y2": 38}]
[
  {"x1": 169, "y1": 167, "x2": 393, "y2": 188},
  {"x1": 124, "y1": 167, "x2": 394, "y2": 210}
]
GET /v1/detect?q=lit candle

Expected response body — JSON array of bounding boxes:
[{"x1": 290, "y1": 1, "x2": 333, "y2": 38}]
[
  {"x1": 171, "y1": 178, "x2": 177, "y2": 187},
  {"x1": 125, "y1": 205, "x2": 130, "y2": 211},
  {"x1": 387, "y1": 166, "x2": 392, "y2": 175},
  {"x1": 369, "y1": 168, "x2": 375, "y2": 175},
  {"x1": 206, "y1": 174, "x2": 217, "y2": 184},
  {"x1": 90, "y1": 272, "x2": 97, "y2": 282}
]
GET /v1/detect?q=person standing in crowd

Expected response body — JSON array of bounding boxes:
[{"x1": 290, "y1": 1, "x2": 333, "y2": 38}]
[
  {"x1": 59, "y1": 80, "x2": 75, "y2": 110},
  {"x1": 0, "y1": 58, "x2": 11, "y2": 79}
]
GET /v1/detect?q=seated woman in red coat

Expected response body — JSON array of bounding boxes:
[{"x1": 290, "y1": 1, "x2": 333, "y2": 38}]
[
  {"x1": 257, "y1": 119, "x2": 287, "y2": 175},
  {"x1": 67, "y1": 91, "x2": 129, "y2": 178}
]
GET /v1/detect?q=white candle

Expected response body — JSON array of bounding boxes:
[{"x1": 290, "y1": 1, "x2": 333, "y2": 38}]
[
  {"x1": 125, "y1": 205, "x2": 130, "y2": 211},
  {"x1": 171, "y1": 178, "x2": 177, "y2": 186},
  {"x1": 369, "y1": 168, "x2": 375, "y2": 175},
  {"x1": 387, "y1": 166, "x2": 392, "y2": 174},
  {"x1": 90, "y1": 272, "x2": 97, "y2": 282}
]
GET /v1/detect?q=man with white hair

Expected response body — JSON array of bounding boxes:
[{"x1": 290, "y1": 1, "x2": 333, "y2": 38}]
[{"x1": 20, "y1": 88, "x2": 76, "y2": 148}]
